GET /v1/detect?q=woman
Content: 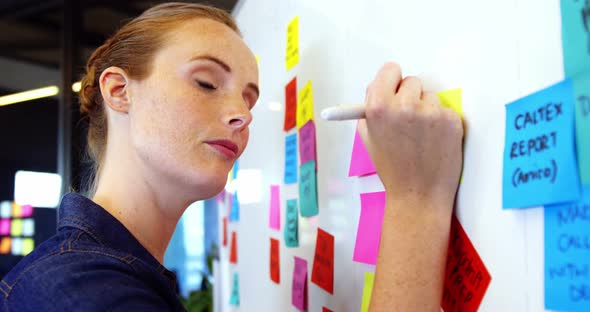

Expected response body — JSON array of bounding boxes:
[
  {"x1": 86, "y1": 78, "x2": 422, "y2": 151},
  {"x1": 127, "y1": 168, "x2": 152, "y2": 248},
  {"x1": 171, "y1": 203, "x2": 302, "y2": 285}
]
[{"x1": 0, "y1": 3, "x2": 463, "y2": 311}]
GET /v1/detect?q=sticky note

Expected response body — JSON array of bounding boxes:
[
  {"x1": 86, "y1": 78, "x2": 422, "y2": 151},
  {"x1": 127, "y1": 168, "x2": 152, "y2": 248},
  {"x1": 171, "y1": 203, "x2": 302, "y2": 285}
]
[
  {"x1": 284, "y1": 77, "x2": 297, "y2": 131},
  {"x1": 222, "y1": 217, "x2": 228, "y2": 246},
  {"x1": 353, "y1": 192, "x2": 386, "y2": 265},
  {"x1": 0, "y1": 219, "x2": 10, "y2": 236},
  {"x1": 349, "y1": 127, "x2": 377, "y2": 177},
  {"x1": 573, "y1": 73, "x2": 590, "y2": 184},
  {"x1": 544, "y1": 185, "x2": 590, "y2": 311},
  {"x1": 285, "y1": 133, "x2": 298, "y2": 184},
  {"x1": 286, "y1": 16, "x2": 299, "y2": 70},
  {"x1": 11, "y1": 237, "x2": 22, "y2": 256},
  {"x1": 0, "y1": 237, "x2": 10, "y2": 254},
  {"x1": 22, "y1": 238, "x2": 34, "y2": 256},
  {"x1": 299, "y1": 120, "x2": 317, "y2": 165},
  {"x1": 284, "y1": 199, "x2": 299, "y2": 247},
  {"x1": 299, "y1": 160, "x2": 318, "y2": 217},
  {"x1": 11, "y1": 219, "x2": 23, "y2": 237},
  {"x1": 270, "y1": 185, "x2": 281, "y2": 230},
  {"x1": 311, "y1": 228, "x2": 334, "y2": 294},
  {"x1": 270, "y1": 238, "x2": 280, "y2": 284},
  {"x1": 322, "y1": 307, "x2": 333, "y2": 312},
  {"x1": 0, "y1": 201, "x2": 11, "y2": 218},
  {"x1": 292, "y1": 256, "x2": 308, "y2": 311},
  {"x1": 22, "y1": 219, "x2": 34, "y2": 237},
  {"x1": 503, "y1": 79, "x2": 581, "y2": 208},
  {"x1": 561, "y1": 0, "x2": 590, "y2": 77},
  {"x1": 230, "y1": 232, "x2": 238, "y2": 264},
  {"x1": 361, "y1": 272, "x2": 375, "y2": 312},
  {"x1": 442, "y1": 215, "x2": 491, "y2": 312},
  {"x1": 230, "y1": 272, "x2": 240, "y2": 306},
  {"x1": 438, "y1": 88, "x2": 463, "y2": 116},
  {"x1": 229, "y1": 192, "x2": 239, "y2": 221},
  {"x1": 11, "y1": 203, "x2": 21, "y2": 218},
  {"x1": 296, "y1": 81, "x2": 314, "y2": 129},
  {"x1": 20, "y1": 205, "x2": 33, "y2": 218}
]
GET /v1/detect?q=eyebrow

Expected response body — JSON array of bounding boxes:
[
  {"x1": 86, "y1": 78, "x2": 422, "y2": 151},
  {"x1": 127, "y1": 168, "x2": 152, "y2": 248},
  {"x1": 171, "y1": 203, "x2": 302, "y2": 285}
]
[{"x1": 189, "y1": 54, "x2": 260, "y2": 98}]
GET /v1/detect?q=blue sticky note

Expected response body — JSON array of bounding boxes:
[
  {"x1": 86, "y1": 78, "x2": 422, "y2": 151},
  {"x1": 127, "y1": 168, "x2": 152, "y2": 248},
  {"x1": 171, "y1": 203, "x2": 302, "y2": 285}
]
[
  {"x1": 544, "y1": 186, "x2": 590, "y2": 311},
  {"x1": 285, "y1": 134, "x2": 298, "y2": 184},
  {"x1": 284, "y1": 199, "x2": 299, "y2": 247},
  {"x1": 503, "y1": 79, "x2": 581, "y2": 208},
  {"x1": 561, "y1": 0, "x2": 590, "y2": 77},
  {"x1": 573, "y1": 73, "x2": 590, "y2": 184},
  {"x1": 232, "y1": 160, "x2": 239, "y2": 180},
  {"x1": 299, "y1": 161, "x2": 318, "y2": 217},
  {"x1": 230, "y1": 272, "x2": 239, "y2": 306},
  {"x1": 230, "y1": 192, "x2": 239, "y2": 221}
]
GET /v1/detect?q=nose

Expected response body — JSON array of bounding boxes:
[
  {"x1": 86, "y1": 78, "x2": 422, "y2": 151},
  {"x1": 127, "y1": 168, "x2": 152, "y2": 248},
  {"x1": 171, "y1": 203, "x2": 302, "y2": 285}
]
[{"x1": 224, "y1": 99, "x2": 252, "y2": 131}]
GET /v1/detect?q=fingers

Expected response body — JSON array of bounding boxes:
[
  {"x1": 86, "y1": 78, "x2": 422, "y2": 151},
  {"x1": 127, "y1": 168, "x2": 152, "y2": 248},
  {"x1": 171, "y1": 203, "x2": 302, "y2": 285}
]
[
  {"x1": 365, "y1": 62, "x2": 402, "y2": 119},
  {"x1": 397, "y1": 76, "x2": 423, "y2": 107}
]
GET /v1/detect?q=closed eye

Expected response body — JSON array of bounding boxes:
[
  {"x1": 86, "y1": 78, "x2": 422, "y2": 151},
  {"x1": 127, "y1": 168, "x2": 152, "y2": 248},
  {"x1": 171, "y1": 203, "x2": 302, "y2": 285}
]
[{"x1": 197, "y1": 80, "x2": 217, "y2": 90}]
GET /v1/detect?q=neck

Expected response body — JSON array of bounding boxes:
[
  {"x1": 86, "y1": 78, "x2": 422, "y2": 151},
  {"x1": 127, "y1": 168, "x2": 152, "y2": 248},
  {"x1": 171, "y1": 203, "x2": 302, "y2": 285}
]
[{"x1": 92, "y1": 147, "x2": 193, "y2": 264}]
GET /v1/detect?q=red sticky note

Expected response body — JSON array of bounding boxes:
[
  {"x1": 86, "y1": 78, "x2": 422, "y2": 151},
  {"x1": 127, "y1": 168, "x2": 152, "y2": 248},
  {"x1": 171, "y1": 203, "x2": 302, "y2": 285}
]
[
  {"x1": 222, "y1": 217, "x2": 228, "y2": 247},
  {"x1": 270, "y1": 238, "x2": 280, "y2": 284},
  {"x1": 284, "y1": 77, "x2": 297, "y2": 131},
  {"x1": 299, "y1": 120, "x2": 317, "y2": 165},
  {"x1": 292, "y1": 256, "x2": 308, "y2": 310},
  {"x1": 441, "y1": 216, "x2": 491, "y2": 312},
  {"x1": 353, "y1": 191, "x2": 386, "y2": 265},
  {"x1": 322, "y1": 307, "x2": 333, "y2": 312},
  {"x1": 230, "y1": 232, "x2": 238, "y2": 264},
  {"x1": 348, "y1": 127, "x2": 376, "y2": 177},
  {"x1": 311, "y1": 228, "x2": 334, "y2": 294},
  {"x1": 269, "y1": 185, "x2": 281, "y2": 230}
]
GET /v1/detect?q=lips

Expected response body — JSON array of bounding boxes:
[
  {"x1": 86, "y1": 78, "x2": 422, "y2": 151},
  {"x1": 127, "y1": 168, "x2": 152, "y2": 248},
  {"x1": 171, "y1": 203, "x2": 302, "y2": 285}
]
[{"x1": 206, "y1": 139, "x2": 239, "y2": 158}]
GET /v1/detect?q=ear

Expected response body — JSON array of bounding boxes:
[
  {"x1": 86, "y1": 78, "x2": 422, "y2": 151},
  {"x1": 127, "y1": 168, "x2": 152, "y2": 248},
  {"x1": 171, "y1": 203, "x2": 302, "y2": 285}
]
[{"x1": 99, "y1": 66, "x2": 131, "y2": 114}]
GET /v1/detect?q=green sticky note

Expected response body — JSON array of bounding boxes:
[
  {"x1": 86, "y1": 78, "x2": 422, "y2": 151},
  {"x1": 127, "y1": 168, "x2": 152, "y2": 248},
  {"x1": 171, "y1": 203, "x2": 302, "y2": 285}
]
[
  {"x1": 299, "y1": 161, "x2": 318, "y2": 217},
  {"x1": 561, "y1": 0, "x2": 590, "y2": 77},
  {"x1": 10, "y1": 219, "x2": 22, "y2": 237},
  {"x1": 573, "y1": 73, "x2": 590, "y2": 184},
  {"x1": 361, "y1": 272, "x2": 375, "y2": 312},
  {"x1": 22, "y1": 238, "x2": 34, "y2": 256},
  {"x1": 284, "y1": 199, "x2": 299, "y2": 247}
]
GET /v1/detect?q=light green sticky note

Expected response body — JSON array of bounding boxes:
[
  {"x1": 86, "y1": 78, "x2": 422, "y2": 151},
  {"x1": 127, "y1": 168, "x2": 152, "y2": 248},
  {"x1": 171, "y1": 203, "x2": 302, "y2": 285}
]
[
  {"x1": 10, "y1": 219, "x2": 22, "y2": 237},
  {"x1": 361, "y1": 272, "x2": 375, "y2": 312},
  {"x1": 573, "y1": 73, "x2": 590, "y2": 184},
  {"x1": 22, "y1": 238, "x2": 34, "y2": 256}
]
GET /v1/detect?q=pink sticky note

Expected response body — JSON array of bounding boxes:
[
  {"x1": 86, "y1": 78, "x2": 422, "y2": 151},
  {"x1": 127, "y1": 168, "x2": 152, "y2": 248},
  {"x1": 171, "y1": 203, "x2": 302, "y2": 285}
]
[
  {"x1": 0, "y1": 219, "x2": 10, "y2": 236},
  {"x1": 269, "y1": 185, "x2": 281, "y2": 230},
  {"x1": 348, "y1": 128, "x2": 376, "y2": 177},
  {"x1": 292, "y1": 256, "x2": 308, "y2": 311},
  {"x1": 353, "y1": 191, "x2": 386, "y2": 265},
  {"x1": 20, "y1": 205, "x2": 33, "y2": 218},
  {"x1": 299, "y1": 120, "x2": 317, "y2": 165}
]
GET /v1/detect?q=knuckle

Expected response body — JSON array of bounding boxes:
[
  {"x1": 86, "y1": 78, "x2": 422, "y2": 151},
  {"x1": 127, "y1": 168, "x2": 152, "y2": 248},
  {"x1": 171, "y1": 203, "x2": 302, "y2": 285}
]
[{"x1": 422, "y1": 91, "x2": 441, "y2": 106}]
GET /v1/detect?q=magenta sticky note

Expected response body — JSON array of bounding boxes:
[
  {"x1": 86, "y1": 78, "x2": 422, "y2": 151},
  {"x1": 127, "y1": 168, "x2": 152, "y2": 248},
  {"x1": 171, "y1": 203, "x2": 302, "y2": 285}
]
[
  {"x1": 269, "y1": 185, "x2": 281, "y2": 230},
  {"x1": 20, "y1": 205, "x2": 33, "y2": 218},
  {"x1": 292, "y1": 256, "x2": 308, "y2": 311},
  {"x1": 348, "y1": 128, "x2": 376, "y2": 177},
  {"x1": 299, "y1": 120, "x2": 317, "y2": 165},
  {"x1": 0, "y1": 219, "x2": 10, "y2": 236},
  {"x1": 353, "y1": 191, "x2": 386, "y2": 265}
]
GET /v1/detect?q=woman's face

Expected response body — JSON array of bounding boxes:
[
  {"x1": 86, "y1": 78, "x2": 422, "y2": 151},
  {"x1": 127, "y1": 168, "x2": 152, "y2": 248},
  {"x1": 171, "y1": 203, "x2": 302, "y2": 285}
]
[{"x1": 127, "y1": 18, "x2": 259, "y2": 200}]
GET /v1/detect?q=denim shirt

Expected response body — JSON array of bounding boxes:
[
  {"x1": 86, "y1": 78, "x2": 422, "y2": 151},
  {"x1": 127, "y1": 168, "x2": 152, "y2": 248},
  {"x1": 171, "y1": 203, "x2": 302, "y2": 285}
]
[{"x1": 0, "y1": 193, "x2": 186, "y2": 312}]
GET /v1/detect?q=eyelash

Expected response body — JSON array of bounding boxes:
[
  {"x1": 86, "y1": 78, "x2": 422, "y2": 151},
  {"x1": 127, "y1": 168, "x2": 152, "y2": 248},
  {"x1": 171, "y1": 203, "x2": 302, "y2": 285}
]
[{"x1": 196, "y1": 80, "x2": 217, "y2": 91}]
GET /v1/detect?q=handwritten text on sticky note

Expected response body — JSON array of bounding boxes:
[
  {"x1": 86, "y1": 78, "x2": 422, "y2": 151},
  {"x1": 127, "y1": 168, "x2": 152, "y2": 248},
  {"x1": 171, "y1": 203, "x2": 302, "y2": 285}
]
[
  {"x1": 573, "y1": 73, "x2": 590, "y2": 184},
  {"x1": 353, "y1": 192, "x2": 386, "y2": 265},
  {"x1": 311, "y1": 228, "x2": 334, "y2": 294},
  {"x1": 561, "y1": 0, "x2": 590, "y2": 77},
  {"x1": 299, "y1": 160, "x2": 318, "y2": 217},
  {"x1": 299, "y1": 120, "x2": 317, "y2": 165},
  {"x1": 286, "y1": 16, "x2": 299, "y2": 71},
  {"x1": 270, "y1": 238, "x2": 280, "y2": 284},
  {"x1": 285, "y1": 133, "x2": 298, "y2": 184},
  {"x1": 284, "y1": 199, "x2": 299, "y2": 247},
  {"x1": 544, "y1": 186, "x2": 590, "y2": 311},
  {"x1": 285, "y1": 77, "x2": 297, "y2": 130},
  {"x1": 297, "y1": 81, "x2": 314, "y2": 129},
  {"x1": 292, "y1": 256, "x2": 308, "y2": 310}
]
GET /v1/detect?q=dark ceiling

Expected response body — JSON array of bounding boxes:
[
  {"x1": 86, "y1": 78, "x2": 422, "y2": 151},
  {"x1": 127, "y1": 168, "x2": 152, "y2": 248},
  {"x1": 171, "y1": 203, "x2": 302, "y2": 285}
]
[{"x1": 0, "y1": 0, "x2": 238, "y2": 69}]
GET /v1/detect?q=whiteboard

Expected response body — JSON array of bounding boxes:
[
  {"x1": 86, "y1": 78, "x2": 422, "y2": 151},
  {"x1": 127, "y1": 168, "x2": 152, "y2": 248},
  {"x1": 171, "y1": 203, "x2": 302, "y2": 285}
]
[{"x1": 215, "y1": 0, "x2": 565, "y2": 311}]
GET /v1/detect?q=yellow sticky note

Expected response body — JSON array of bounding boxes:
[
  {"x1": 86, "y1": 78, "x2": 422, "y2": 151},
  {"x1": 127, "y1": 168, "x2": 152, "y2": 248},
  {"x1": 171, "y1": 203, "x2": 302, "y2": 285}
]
[
  {"x1": 437, "y1": 88, "x2": 462, "y2": 116},
  {"x1": 361, "y1": 272, "x2": 375, "y2": 312},
  {"x1": 11, "y1": 219, "x2": 23, "y2": 237},
  {"x1": 11, "y1": 202, "x2": 21, "y2": 218},
  {"x1": 296, "y1": 81, "x2": 314, "y2": 128},
  {"x1": 22, "y1": 238, "x2": 34, "y2": 256},
  {"x1": 286, "y1": 16, "x2": 300, "y2": 70},
  {"x1": 255, "y1": 55, "x2": 260, "y2": 65},
  {"x1": 0, "y1": 237, "x2": 11, "y2": 254}
]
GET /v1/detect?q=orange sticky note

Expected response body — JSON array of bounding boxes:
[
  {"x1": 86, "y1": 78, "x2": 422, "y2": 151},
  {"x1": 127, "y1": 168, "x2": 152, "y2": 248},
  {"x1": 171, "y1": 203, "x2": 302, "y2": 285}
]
[
  {"x1": 270, "y1": 238, "x2": 280, "y2": 284},
  {"x1": 11, "y1": 203, "x2": 22, "y2": 218},
  {"x1": 311, "y1": 228, "x2": 334, "y2": 294},
  {"x1": 230, "y1": 232, "x2": 238, "y2": 264},
  {"x1": 0, "y1": 237, "x2": 11, "y2": 254}
]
